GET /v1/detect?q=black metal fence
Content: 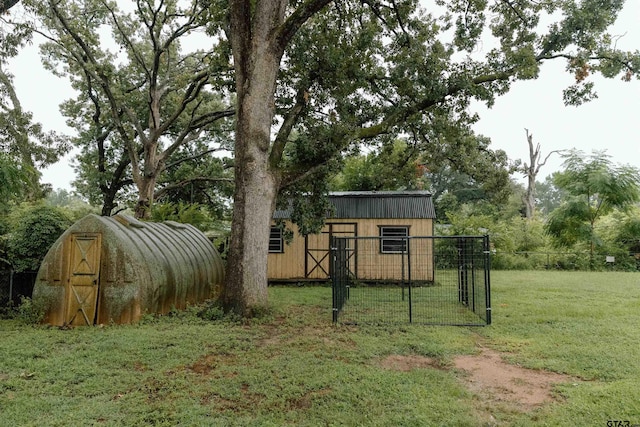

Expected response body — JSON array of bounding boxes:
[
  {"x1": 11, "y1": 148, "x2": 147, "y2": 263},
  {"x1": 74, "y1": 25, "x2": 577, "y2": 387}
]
[
  {"x1": 0, "y1": 270, "x2": 37, "y2": 308},
  {"x1": 331, "y1": 236, "x2": 491, "y2": 326}
]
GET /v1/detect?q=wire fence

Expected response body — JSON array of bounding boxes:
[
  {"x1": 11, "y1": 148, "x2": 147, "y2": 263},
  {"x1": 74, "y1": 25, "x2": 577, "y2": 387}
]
[
  {"x1": 0, "y1": 270, "x2": 38, "y2": 308},
  {"x1": 331, "y1": 236, "x2": 491, "y2": 326}
]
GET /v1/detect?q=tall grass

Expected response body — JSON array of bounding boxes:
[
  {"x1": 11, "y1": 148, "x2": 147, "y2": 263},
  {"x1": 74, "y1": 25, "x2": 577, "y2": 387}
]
[{"x1": 0, "y1": 271, "x2": 639, "y2": 426}]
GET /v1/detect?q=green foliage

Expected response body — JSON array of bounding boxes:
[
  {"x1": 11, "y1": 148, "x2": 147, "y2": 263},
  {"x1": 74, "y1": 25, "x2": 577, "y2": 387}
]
[
  {"x1": 545, "y1": 150, "x2": 640, "y2": 268},
  {"x1": 0, "y1": 152, "x2": 28, "y2": 208},
  {"x1": 20, "y1": 0, "x2": 233, "y2": 217},
  {"x1": 196, "y1": 302, "x2": 227, "y2": 322},
  {"x1": 330, "y1": 140, "x2": 425, "y2": 191},
  {"x1": 13, "y1": 296, "x2": 46, "y2": 325},
  {"x1": 0, "y1": 35, "x2": 69, "y2": 201},
  {"x1": 535, "y1": 173, "x2": 566, "y2": 215},
  {"x1": 150, "y1": 202, "x2": 212, "y2": 231},
  {"x1": 156, "y1": 144, "x2": 234, "y2": 220},
  {"x1": 5, "y1": 204, "x2": 72, "y2": 272}
]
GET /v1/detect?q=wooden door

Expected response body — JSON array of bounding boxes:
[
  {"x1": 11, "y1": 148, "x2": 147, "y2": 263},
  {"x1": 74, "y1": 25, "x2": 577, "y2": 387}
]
[
  {"x1": 305, "y1": 223, "x2": 356, "y2": 279},
  {"x1": 65, "y1": 233, "x2": 102, "y2": 326}
]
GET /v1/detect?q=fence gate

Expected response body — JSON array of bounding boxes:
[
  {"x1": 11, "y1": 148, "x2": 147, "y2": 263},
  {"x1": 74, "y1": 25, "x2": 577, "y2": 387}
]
[
  {"x1": 306, "y1": 223, "x2": 356, "y2": 279},
  {"x1": 331, "y1": 235, "x2": 491, "y2": 326}
]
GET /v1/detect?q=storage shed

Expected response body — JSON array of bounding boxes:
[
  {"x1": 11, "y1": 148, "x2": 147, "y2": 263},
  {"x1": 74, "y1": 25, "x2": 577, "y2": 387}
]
[
  {"x1": 33, "y1": 213, "x2": 225, "y2": 326},
  {"x1": 267, "y1": 191, "x2": 436, "y2": 282}
]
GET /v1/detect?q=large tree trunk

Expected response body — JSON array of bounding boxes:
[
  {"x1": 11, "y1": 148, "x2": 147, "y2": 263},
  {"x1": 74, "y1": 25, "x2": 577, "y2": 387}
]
[
  {"x1": 222, "y1": 0, "x2": 287, "y2": 315},
  {"x1": 222, "y1": 147, "x2": 278, "y2": 315},
  {"x1": 134, "y1": 178, "x2": 156, "y2": 219},
  {"x1": 132, "y1": 149, "x2": 159, "y2": 219}
]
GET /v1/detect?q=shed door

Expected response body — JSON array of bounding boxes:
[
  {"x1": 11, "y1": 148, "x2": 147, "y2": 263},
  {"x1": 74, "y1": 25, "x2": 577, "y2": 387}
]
[
  {"x1": 65, "y1": 233, "x2": 102, "y2": 326},
  {"x1": 305, "y1": 223, "x2": 356, "y2": 279}
]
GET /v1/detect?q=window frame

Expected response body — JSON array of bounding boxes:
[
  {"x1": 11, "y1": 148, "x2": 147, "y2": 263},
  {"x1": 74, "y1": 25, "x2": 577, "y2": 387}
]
[
  {"x1": 378, "y1": 225, "x2": 409, "y2": 254},
  {"x1": 269, "y1": 226, "x2": 284, "y2": 253}
]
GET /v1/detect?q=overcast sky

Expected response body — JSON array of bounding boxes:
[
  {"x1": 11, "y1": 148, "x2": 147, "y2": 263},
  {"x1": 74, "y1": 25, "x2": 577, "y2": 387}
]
[{"x1": 6, "y1": 1, "x2": 640, "y2": 191}]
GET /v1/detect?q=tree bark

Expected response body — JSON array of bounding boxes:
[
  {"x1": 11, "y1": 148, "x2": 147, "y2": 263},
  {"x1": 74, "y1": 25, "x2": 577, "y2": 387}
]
[{"x1": 222, "y1": 0, "x2": 289, "y2": 315}]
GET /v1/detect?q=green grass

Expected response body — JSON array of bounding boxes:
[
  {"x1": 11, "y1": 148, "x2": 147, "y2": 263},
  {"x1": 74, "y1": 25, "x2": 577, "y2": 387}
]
[
  {"x1": 1, "y1": 271, "x2": 639, "y2": 426},
  {"x1": 340, "y1": 269, "x2": 488, "y2": 325}
]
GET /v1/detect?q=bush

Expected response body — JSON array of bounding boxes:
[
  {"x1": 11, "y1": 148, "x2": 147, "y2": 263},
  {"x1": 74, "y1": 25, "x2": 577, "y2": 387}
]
[
  {"x1": 0, "y1": 296, "x2": 45, "y2": 324},
  {"x1": 6, "y1": 205, "x2": 72, "y2": 272}
]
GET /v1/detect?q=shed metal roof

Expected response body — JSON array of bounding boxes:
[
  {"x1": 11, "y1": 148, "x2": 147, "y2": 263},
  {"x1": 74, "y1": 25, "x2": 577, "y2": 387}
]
[{"x1": 274, "y1": 191, "x2": 435, "y2": 219}]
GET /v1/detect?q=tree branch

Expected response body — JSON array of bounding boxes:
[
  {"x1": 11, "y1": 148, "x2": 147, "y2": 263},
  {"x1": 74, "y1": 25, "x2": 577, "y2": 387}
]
[
  {"x1": 154, "y1": 176, "x2": 234, "y2": 200},
  {"x1": 269, "y1": 84, "x2": 310, "y2": 169},
  {"x1": 276, "y1": 0, "x2": 333, "y2": 52}
]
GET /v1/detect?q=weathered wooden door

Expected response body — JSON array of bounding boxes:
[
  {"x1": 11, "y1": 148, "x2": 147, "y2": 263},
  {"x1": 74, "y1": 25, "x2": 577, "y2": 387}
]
[
  {"x1": 65, "y1": 233, "x2": 102, "y2": 326},
  {"x1": 305, "y1": 223, "x2": 356, "y2": 279}
]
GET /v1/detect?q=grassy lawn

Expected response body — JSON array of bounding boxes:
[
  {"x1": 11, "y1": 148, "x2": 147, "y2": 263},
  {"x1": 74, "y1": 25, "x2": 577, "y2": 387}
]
[{"x1": 1, "y1": 271, "x2": 639, "y2": 426}]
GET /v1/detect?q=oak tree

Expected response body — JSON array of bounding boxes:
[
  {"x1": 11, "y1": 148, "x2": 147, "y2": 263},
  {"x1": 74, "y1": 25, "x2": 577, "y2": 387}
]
[
  {"x1": 19, "y1": 0, "x2": 234, "y2": 218},
  {"x1": 221, "y1": 0, "x2": 640, "y2": 315}
]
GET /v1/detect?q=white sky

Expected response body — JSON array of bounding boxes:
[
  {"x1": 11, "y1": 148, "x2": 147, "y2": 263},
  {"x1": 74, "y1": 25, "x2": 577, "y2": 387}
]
[{"x1": 5, "y1": 1, "x2": 640, "y2": 191}]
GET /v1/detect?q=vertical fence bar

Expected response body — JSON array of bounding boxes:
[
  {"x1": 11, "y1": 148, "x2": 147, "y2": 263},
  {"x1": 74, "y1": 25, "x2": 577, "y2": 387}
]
[
  {"x1": 471, "y1": 241, "x2": 476, "y2": 314},
  {"x1": 407, "y1": 237, "x2": 412, "y2": 323},
  {"x1": 484, "y1": 235, "x2": 492, "y2": 325},
  {"x1": 331, "y1": 236, "x2": 338, "y2": 323},
  {"x1": 401, "y1": 244, "x2": 405, "y2": 302}
]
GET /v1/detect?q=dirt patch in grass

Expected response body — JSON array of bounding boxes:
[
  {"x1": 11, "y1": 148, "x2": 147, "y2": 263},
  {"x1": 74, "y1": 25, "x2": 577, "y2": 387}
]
[
  {"x1": 380, "y1": 346, "x2": 576, "y2": 414},
  {"x1": 453, "y1": 347, "x2": 575, "y2": 411}
]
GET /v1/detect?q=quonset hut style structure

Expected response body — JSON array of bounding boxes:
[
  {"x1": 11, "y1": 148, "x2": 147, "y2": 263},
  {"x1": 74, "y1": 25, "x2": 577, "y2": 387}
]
[
  {"x1": 267, "y1": 191, "x2": 436, "y2": 282},
  {"x1": 33, "y1": 214, "x2": 225, "y2": 326}
]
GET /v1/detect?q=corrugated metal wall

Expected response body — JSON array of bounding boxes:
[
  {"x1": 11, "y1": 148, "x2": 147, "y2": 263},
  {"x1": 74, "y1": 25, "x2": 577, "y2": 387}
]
[{"x1": 33, "y1": 214, "x2": 225, "y2": 326}]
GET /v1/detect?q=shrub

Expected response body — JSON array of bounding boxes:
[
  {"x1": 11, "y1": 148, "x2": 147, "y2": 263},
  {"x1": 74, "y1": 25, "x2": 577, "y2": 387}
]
[{"x1": 6, "y1": 205, "x2": 72, "y2": 272}]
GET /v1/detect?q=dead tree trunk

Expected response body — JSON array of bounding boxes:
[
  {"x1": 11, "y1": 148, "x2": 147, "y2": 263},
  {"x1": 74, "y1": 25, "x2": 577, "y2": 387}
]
[{"x1": 522, "y1": 129, "x2": 560, "y2": 219}]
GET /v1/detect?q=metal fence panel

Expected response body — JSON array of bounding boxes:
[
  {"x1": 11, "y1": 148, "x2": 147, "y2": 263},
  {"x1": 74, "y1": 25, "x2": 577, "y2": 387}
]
[
  {"x1": 0, "y1": 270, "x2": 38, "y2": 307},
  {"x1": 331, "y1": 236, "x2": 491, "y2": 326}
]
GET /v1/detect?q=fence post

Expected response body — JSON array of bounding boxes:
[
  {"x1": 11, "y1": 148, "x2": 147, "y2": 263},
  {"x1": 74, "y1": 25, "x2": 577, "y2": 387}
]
[
  {"x1": 401, "y1": 243, "x2": 405, "y2": 302},
  {"x1": 407, "y1": 237, "x2": 412, "y2": 323},
  {"x1": 471, "y1": 239, "x2": 476, "y2": 313},
  {"x1": 331, "y1": 237, "x2": 350, "y2": 323},
  {"x1": 331, "y1": 237, "x2": 338, "y2": 323},
  {"x1": 483, "y1": 235, "x2": 492, "y2": 325}
]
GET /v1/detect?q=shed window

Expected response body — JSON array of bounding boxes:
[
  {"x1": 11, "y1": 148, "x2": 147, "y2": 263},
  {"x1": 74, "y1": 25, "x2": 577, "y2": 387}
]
[
  {"x1": 269, "y1": 226, "x2": 284, "y2": 253},
  {"x1": 379, "y1": 226, "x2": 409, "y2": 253}
]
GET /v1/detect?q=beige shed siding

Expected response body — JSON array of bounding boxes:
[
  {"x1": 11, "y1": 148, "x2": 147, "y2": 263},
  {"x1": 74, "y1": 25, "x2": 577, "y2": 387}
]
[
  {"x1": 267, "y1": 217, "x2": 434, "y2": 282},
  {"x1": 267, "y1": 223, "x2": 305, "y2": 279},
  {"x1": 350, "y1": 218, "x2": 433, "y2": 282}
]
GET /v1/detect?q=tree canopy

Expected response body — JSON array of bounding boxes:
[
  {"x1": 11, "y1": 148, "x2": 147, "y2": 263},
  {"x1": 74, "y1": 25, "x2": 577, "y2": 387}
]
[
  {"x1": 4, "y1": 0, "x2": 640, "y2": 314},
  {"x1": 17, "y1": 0, "x2": 235, "y2": 217},
  {"x1": 0, "y1": 0, "x2": 19, "y2": 14},
  {"x1": 1, "y1": 2, "x2": 69, "y2": 202},
  {"x1": 221, "y1": 0, "x2": 640, "y2": 315}
]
